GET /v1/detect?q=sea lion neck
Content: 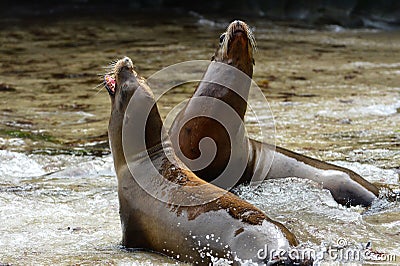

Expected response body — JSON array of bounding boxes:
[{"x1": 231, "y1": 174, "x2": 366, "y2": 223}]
[
  {"x1": 205, "y1": 20, "x2": 255, "y2": 118},
  {"x1": 122, "y1": 85, "x2": 165, "y2": 157},
  {"x1": 168, "y1": 21, "x2": 256, "y2": 183},
  {"x1": 194, "y1": 61, "x2": 251, "y2": 119}
]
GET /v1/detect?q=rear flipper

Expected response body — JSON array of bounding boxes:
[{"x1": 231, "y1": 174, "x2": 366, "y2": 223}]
[{"x1": 248, "y1": 139, "x2": 379, "y2": 207}]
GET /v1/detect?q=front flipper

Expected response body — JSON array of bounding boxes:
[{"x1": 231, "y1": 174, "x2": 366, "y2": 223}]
[{"x1": 248, "y1": 139, "x2": 379, "y2": 207}]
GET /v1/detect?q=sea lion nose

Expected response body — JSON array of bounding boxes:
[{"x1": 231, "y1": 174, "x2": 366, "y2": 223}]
[{"x1": 122, "y1": 56, "x2": 133, "y2": 69}]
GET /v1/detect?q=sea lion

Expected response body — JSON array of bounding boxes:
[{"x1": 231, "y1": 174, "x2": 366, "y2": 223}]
[
  {"x1": 105, "y1": 57, "x2": 310, "y2": 265},
  {"x1": 169, "y1": 20, "x2": 379, "y2": 207}
]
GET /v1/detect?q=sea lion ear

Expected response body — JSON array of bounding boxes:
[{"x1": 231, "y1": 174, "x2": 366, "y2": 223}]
[{"x1": 252, "y1": 58, "x2": 255, "y2": 65}]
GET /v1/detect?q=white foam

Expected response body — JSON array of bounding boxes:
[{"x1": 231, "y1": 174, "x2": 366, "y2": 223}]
[
  {"x1": 235, "y1": 178, "x2": 363, "y2": 223},
  {"x1": 331, "y1": 161, "x2": 399, "y2": 185},
  {"x1": 0, "y1": 137, "x2": 25, "y2": 147},
  {"x1": 348, "y1": 102, "x2": 400, "y2": 116},
  {"x1": 47, "y1": 154, "x2": 115, "y2": 179},
  {"x1": 0, "y1": 150, "x2": 46, "y2": 179},
  {"x1": 346, "y1": 61, "x2": 400, "y2": 70},
  {"x1": 317, "y1": 100, "x2": 400, "y2": 118}
]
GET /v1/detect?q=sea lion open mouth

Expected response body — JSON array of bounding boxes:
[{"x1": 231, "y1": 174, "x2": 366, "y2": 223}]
[{"x1": 104, "y1": 74, "x2": 116, "y2": 95}]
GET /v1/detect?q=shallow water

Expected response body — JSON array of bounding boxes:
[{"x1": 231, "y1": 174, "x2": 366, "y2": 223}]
[{"x1": 0, "y1": 14, "x2": 399, "y2": 265}]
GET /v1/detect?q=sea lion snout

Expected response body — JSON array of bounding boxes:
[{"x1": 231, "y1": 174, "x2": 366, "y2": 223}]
[
  {"x1": 105, "y1": 57, "x2": 138, "y2": 98},
  {"x1": 232, "y1": 20, "x2": 246, "y2": 34},
  {"x1": 117, "y1": 56, "x2": 134, "y2": 72},
  {"x1": 115, "y1": 57, "x2": 135, "y2": 85}
]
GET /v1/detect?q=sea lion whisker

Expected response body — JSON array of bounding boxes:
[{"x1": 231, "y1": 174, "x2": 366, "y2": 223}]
[
  {"x1": 98, "y1": 71, "x2": 114, "y2": 76},
  {"x1": 102, "y1": 65, "x2": 115, "y2": 69},
  {"x1": 103, "y1": 61, "x2": 118, "y2": 71},
  {"x1": 103, "y1": 66, "x2": 116, "y2": 72},
  {"x1": 88, "y1": 81, "x2": 107, "y2": 97},
  {"x1": 91, "y1": 81, "x2": 106, "y2": 91},
  {"x1": 94, "y1": 85, "x2": 105, "y2": 96}
]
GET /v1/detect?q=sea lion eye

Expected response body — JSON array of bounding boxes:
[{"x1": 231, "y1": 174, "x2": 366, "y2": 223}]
[{"x1": 219, "y1": 33, "x2": 226, "y2": 44}]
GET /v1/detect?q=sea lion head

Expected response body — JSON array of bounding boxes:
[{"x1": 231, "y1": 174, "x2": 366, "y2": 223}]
[
  {"x1": 212, "y1": 20, "x2": 256, "y2": 77},
  {"x1": 105, "y1": 57, "x2": 142, "y2": 108},
  {"x1": 105, "y1": 56, "x2": 155, "y2": 113}
]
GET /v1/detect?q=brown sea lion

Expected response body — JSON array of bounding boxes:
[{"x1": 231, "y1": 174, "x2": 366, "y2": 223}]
[
  {"x1": 169, "y1": 20, "x2": 379, "y2": 207},
  {"x1": 105, "y1": 57, "x2": 310, "y2": 265}
]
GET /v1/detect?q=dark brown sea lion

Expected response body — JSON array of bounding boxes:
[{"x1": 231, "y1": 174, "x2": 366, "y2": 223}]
[
  {"x1": 169, "y1": 20, "x2": 379, "y2": 207},
  {"x1": 105, "y1": 57, "x2": 310, "y2": 265}
]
